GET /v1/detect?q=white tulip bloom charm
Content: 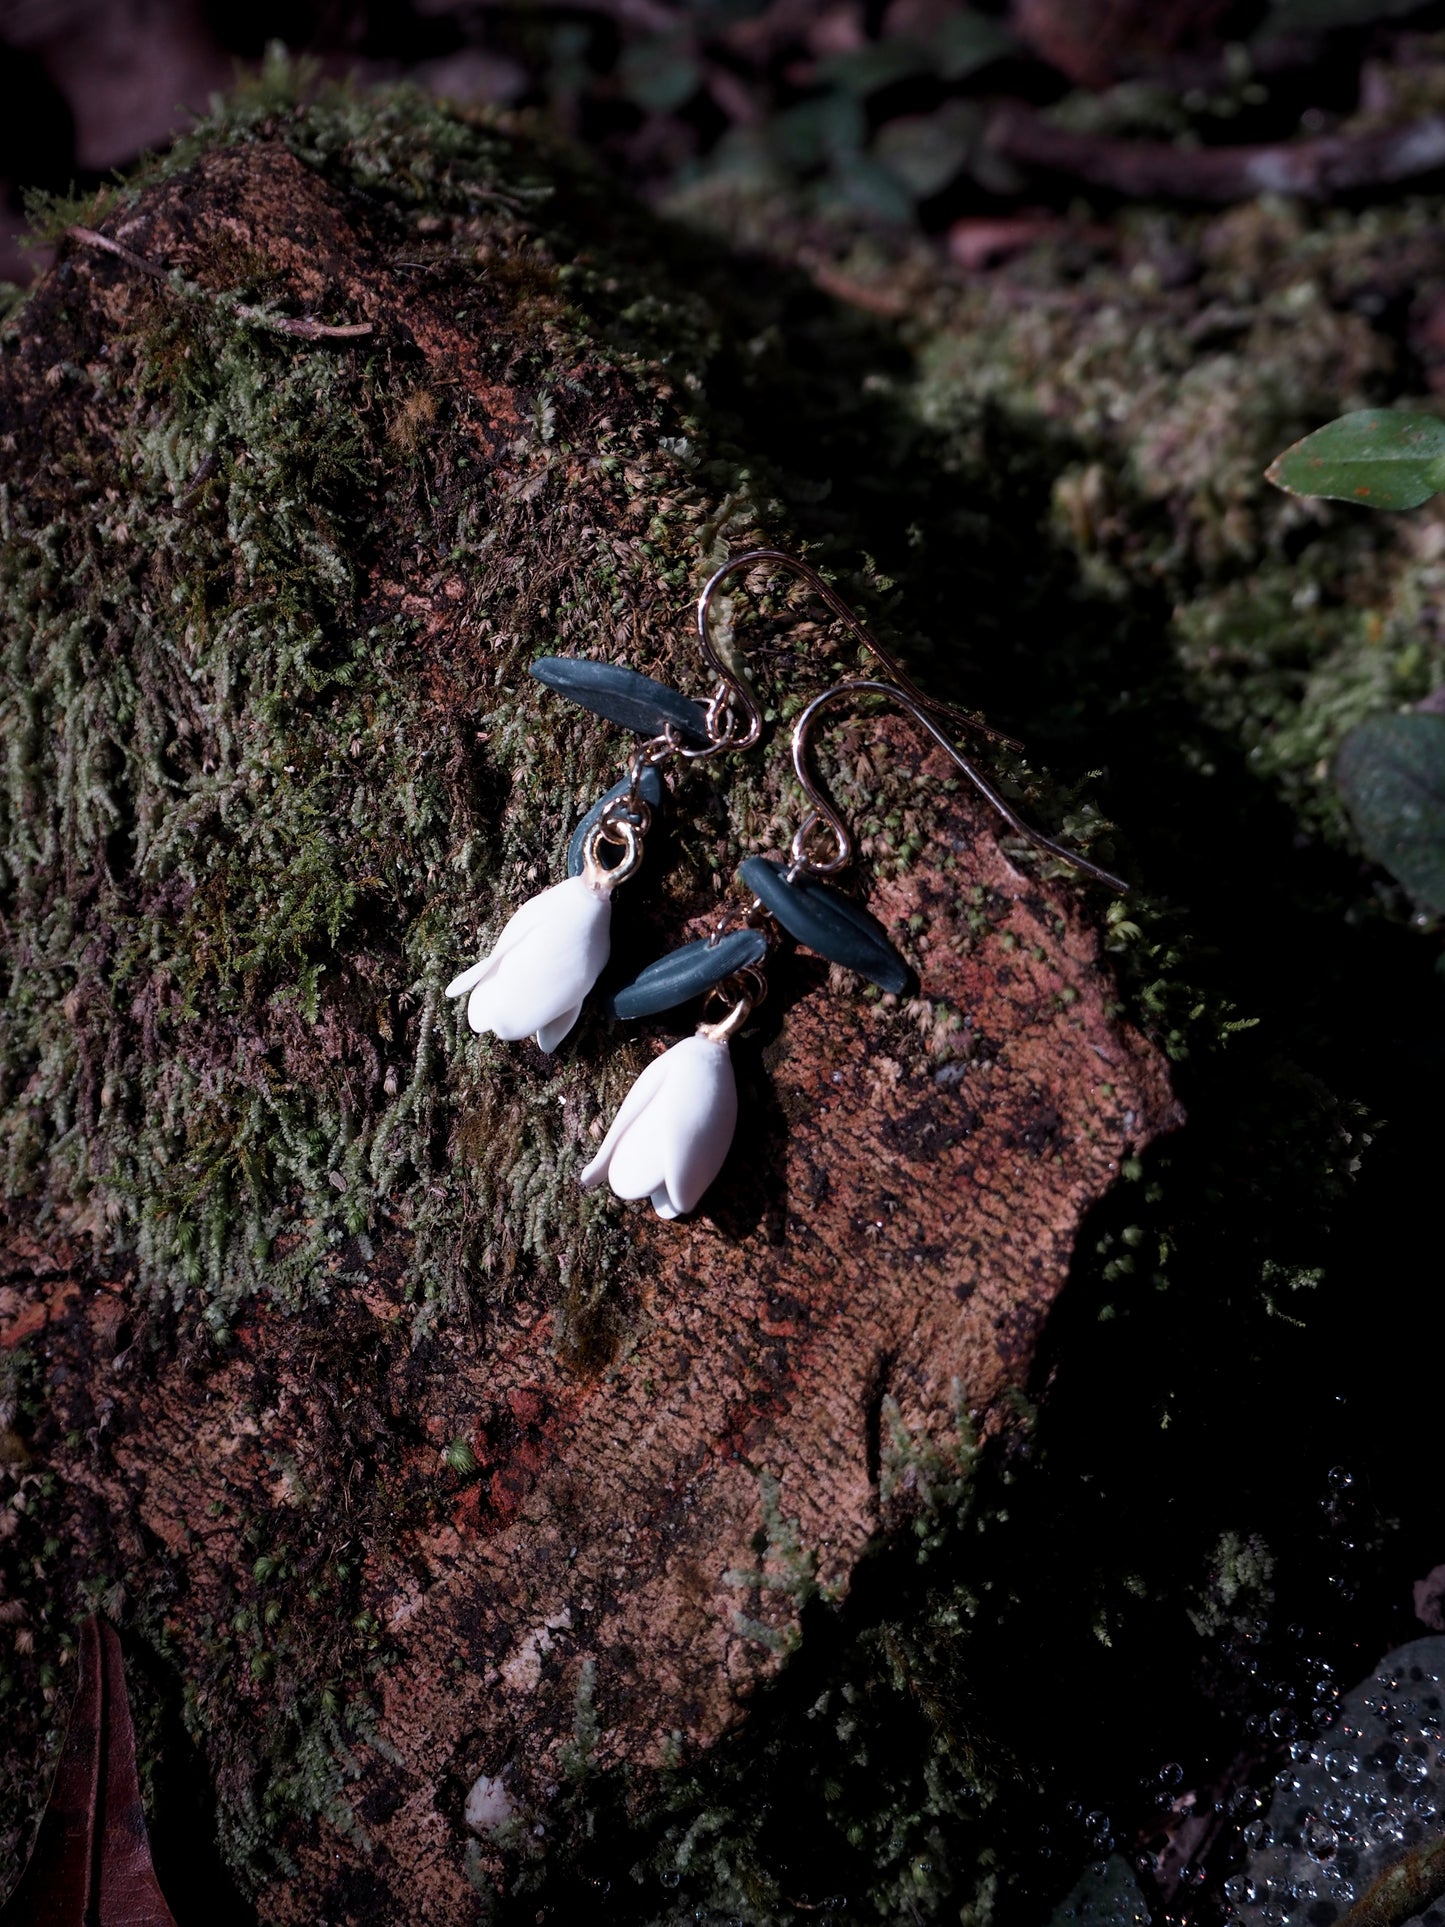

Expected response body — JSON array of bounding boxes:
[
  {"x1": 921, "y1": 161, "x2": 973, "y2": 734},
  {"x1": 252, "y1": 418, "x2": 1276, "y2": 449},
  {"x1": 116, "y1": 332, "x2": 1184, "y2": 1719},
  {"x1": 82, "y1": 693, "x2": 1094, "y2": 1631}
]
[
  {"x1": 580, "y1": 985, "x2": 754, "y2": 1218},
  {"x1": 580, "y1": 1031, "x2": 738, "y2": 1219},
  {"x1": 445, "y1": 823, "x2": 641, "y2": 1053}
]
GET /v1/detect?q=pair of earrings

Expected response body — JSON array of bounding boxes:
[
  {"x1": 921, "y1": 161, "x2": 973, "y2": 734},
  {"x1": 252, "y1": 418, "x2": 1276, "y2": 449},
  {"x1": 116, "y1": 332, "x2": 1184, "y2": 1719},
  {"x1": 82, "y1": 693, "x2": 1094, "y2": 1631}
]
[{"x1": 445, "y1": 550, "x2": 1126, "y2": 1221}]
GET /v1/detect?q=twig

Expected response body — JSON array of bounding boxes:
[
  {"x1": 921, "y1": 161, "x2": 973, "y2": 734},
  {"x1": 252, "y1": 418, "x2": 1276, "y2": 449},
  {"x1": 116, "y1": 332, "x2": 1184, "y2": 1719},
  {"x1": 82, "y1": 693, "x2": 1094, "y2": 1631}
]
[
  {"x1": 805, "y1": 258, "x2": 910, "y2": 318},
  {"x1": 66, "y1": 225, "x2": 373, "y2": 340},
  {"x1": 988, "y1": 105, "x2": 1445, "y2": 205},
  {"x1": 235, "y1": 309, "x2": 372, "y2": 340},
  {"x1": 67, "y1": 225, "x2": 162, "y2": 279}
]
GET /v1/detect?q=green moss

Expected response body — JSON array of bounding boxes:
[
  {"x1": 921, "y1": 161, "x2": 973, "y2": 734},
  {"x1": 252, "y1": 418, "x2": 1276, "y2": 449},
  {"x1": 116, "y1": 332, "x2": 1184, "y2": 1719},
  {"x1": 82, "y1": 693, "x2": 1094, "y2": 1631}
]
[
  {"x1": 7, "y1": 57, "x2": 1442, "y2": 1927},
  {"x1": 0, "y1": 75, "x2": 777, "y2": 1339}
]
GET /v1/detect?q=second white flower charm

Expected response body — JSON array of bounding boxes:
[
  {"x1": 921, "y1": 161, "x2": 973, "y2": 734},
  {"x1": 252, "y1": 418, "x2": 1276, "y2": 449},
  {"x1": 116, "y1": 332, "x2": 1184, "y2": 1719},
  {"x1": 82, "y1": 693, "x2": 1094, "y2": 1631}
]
[
  {"x1": 580, "y1": 1032, "x2": 738, "y2": 1220},
  {"x1": 444, "y1": 872, "x2": 612, "y2": 1054}
]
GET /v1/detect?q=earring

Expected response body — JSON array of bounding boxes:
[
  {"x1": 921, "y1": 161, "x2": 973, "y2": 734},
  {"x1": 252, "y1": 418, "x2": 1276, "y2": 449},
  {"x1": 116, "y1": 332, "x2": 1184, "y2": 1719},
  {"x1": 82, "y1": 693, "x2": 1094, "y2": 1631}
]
[
  {"x1": 442, "y1": 592, "x2": 759, "y2": 1051},
  {"x1": 442, "y1": 544, "x2": 987, "y2": 1053},
  {"x1": 581, "y1": 559, "x2": 1128, "y2": 1220}
]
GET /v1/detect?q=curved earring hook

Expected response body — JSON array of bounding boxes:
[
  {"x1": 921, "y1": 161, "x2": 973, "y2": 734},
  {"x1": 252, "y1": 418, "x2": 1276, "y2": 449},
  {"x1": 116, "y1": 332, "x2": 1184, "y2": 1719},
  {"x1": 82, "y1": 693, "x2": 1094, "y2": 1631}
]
[
  {"x1": 694, "y1": 548, "x2": 1023, "y2": 756},
  {"x1": 788, "y1": 677, "x2": 1128, "y2": 894}
]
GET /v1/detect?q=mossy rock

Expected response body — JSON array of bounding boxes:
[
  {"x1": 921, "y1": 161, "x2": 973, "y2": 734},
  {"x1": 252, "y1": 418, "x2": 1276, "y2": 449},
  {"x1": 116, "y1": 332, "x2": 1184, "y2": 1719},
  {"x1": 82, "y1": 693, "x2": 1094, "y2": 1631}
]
[{"x1": 0, "y1": 79, "x2": 1175, "y2": 1924}]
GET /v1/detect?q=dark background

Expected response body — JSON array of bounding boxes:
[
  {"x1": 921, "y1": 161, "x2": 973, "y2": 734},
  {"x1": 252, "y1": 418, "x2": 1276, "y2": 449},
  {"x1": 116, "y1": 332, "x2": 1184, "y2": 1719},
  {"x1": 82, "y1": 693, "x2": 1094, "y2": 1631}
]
[{"x1": 5, "y1": 3, "x2": 1445, "y2": 1922}]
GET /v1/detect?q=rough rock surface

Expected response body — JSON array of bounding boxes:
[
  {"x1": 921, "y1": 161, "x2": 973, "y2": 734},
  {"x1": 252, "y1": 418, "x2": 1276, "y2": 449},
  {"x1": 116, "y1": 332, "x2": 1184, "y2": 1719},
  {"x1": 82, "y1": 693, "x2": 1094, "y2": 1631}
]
[
  {"x1": 0, "y1": 93, "x2": 1177, "y2": 1919},
  {"x1": 1235, "y1": 1638, "x2": 1445, "y2": 1927}
]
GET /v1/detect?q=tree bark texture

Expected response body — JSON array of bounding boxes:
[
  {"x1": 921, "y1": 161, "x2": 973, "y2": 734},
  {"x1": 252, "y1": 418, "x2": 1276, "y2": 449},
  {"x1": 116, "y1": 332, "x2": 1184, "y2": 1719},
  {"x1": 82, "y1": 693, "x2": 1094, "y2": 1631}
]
[{"x1": 0, "y1": 95, "x2": 1178, "y2": 1920}]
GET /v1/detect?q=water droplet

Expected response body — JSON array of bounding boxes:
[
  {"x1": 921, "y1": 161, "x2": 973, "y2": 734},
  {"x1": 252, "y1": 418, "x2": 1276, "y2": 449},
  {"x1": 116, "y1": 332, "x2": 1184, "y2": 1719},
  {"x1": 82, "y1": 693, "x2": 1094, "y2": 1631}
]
[
  {"x1": 1224, "y1": 1875, "x2": 1257, "y2": 1906},
  {"x1": 1325, "y1": 1749, "x2": 1360, "y2": 1782},
  {"x1": 1159, "y1": 1762, "x2": 1184, "y2": 1787},
  {"x1": 1328, "y1": 1467, "x2": 1354, "y2": 1491},
  {"x1": 1304, "y1": 1817, "x2": 1339, "y2": 1860},
  {"x1": 1367, "y1": 1807, "x2": 1405, "y2": 1846},
  {"x1": 1322, "y1": 1797, "x2": 1353, "y2": 1827},
  {"x1": 1271, "y1": 1709, "x2": 1295, "y2": 1739},
  {"x1": 1398, "y1": 1752, "x2": 1429, "y2": 1786},
  {"x1": 660, "y1": 1870, "x2": 681, "y2": 1888}
]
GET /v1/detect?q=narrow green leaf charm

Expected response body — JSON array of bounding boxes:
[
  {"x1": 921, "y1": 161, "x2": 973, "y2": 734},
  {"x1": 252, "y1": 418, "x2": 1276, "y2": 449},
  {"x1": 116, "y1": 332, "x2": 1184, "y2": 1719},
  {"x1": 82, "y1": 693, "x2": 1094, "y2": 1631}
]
[
  {"x1": 567, "y1": 768, "x2": 665, "y2": 878},
  {"x1": 603, "y1": 929, "x2": 768, "y2": 1019},
  {"x1": 1266, "y1": 409, "x2": 1445, "y2": 510},
  {"x1": 740, "y1": 858, "x2": 913, "y2": 994},
  {"x1": 531, "y1": 658, "x2": 711, "y2": 746},
  {"x1": 1335, "y1": 712, "x2": 1445, "y2": 916}
]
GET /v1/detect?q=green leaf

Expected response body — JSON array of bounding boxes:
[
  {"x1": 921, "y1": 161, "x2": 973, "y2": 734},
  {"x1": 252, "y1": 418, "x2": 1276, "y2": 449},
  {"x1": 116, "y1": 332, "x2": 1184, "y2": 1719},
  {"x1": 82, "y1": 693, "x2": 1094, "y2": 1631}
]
[
  {"x1": 1266, "y1": 408, "x2": 1445, "y2": 510},
  {"x1": 617, "y1": 36, "x2": 700, "y2": 113},
  {"x1": 934, "y1": 9, "x2": 1016, "y2": 79},
  {"x1": 815, "y1": 38, "x2": 932, "y2": 95},
  {"x1": 873, "y1": 104, "x2": 980, "y2": 200},
  {"x1": 771, "y1": 92, "x2": 866, "y2": 170},
  {"x1": 1335, "y1": 712, "x2": 1445, "y2": 915},
  {"x1": 825, "y1": 152, "x2": 918, "y2": 224}
]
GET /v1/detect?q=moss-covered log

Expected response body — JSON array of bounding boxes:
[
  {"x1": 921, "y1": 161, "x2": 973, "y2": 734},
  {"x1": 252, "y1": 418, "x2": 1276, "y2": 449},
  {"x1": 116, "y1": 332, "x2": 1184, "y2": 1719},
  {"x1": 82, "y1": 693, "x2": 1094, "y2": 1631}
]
[{"x1": 0, "y1": 83, "x2": 1176, "y2": 1920}]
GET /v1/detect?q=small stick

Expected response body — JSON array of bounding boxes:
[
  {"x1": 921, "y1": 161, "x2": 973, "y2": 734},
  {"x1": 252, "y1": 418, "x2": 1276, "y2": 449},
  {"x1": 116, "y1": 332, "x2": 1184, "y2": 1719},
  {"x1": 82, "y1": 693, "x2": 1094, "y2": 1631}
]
[
  {"x1": 988, "y1": 105, "x2": 1445, "y2": 206},
  {"x1": 67, "y1": 225, "x2": 162, "y2": 279},
  {"x1": 66, "y1": 225, "x2": 372, "y2": 340}
]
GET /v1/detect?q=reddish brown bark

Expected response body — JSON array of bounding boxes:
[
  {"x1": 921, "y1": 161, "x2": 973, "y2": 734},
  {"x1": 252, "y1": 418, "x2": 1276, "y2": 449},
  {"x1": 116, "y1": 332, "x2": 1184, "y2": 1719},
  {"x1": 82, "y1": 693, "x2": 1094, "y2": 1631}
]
[
  {"x1": 5, "y1": 762, "x2": 1176, "y2": 1917},
  {"x1": 0, "y1": 131, "x2": 1180, "y2": 1920}
]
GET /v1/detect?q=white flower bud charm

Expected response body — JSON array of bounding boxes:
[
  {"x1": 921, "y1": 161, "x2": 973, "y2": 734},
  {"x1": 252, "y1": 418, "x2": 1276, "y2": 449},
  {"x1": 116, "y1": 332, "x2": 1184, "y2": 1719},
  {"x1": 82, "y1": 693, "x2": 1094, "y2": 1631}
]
[
  {"x1": 580, "y1": 997, "x2": 748, "y2": 1219},
  {"x1": 445, "y1": 823, "x2": 640, "y2": 1053}
]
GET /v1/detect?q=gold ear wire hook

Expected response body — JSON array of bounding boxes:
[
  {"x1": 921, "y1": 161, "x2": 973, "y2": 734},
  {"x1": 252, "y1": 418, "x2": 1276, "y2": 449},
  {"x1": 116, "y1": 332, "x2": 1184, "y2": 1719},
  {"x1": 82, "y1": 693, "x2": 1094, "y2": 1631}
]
[
  {"x1": 789, "y1": 677, "x2": 1129, "y2": 894},
  {"x1": 694, "y1": 548, "x2": 1024, "y2": 757}
]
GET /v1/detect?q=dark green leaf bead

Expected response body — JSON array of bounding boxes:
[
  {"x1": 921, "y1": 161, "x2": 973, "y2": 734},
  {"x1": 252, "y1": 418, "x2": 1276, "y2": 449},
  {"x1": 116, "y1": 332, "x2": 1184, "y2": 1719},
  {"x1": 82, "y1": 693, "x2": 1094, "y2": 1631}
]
[
  {"x1": 602, "y1": 929, "x2": 768, "y2": 1019},
  {"x1": 740, "y1": 857, "x2": 913, "y2": 994},
  {"x1": 531, "y1": 657, "x2": 711, "y2": 747},
  {"x1": 567, "y1": 767, "x2": 665, "y2": 877}
]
